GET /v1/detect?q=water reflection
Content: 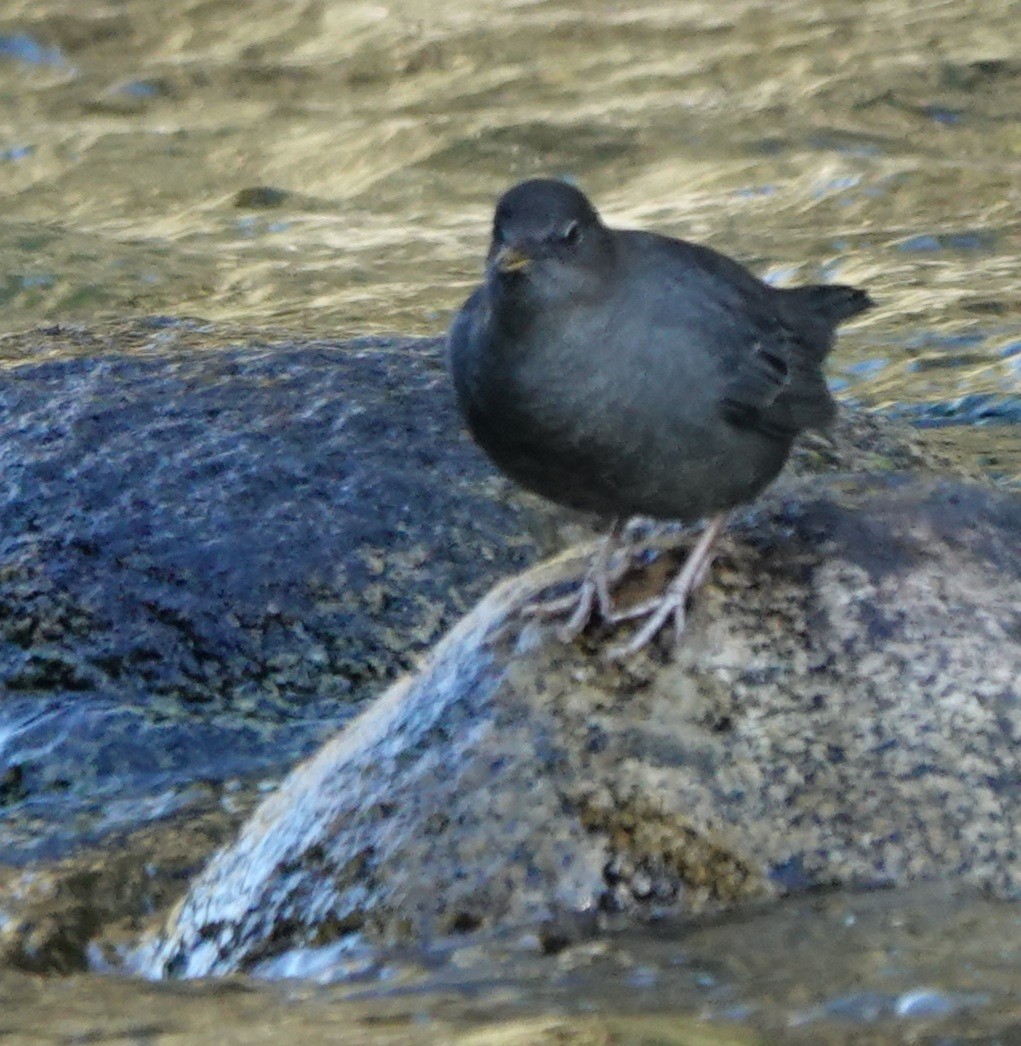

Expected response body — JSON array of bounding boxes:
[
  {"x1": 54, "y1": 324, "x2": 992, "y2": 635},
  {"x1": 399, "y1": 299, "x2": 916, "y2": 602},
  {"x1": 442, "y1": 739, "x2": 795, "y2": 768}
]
[{"x1": 0, "y1": 1, "x2": 1017, "y2": 378}]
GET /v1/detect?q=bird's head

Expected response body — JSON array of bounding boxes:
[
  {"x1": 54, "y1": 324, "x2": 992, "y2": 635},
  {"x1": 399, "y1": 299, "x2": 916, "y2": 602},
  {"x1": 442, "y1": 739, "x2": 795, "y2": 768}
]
[{"x1": 485, "y1": 179, "x2": 614, "y2": 305}]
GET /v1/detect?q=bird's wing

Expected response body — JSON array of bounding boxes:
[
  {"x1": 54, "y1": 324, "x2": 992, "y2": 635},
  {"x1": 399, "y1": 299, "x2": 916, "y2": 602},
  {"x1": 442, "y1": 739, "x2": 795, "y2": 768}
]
[
  {"x1": 719, "y1": 318, "x2": 835, "y2": 438},
  {"x1": 623, "y1": 232, "x2": 836, "y2": 439}
]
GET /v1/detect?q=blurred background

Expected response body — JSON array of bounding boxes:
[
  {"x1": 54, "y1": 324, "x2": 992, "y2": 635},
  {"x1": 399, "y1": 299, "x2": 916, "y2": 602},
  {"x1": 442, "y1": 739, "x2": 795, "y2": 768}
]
[{"x1": 0, "y1": 0, "x2": 1018, "y2": 475}]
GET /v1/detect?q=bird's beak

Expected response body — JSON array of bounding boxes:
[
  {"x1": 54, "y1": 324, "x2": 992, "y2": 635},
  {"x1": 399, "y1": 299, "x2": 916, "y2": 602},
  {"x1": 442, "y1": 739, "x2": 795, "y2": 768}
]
[{"x1": 493, "y1": 244, "x2": 532, "y2": 274}]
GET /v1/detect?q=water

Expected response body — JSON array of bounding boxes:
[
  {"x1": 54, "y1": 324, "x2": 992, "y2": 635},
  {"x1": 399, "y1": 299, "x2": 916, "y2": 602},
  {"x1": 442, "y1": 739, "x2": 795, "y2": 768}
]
[
  {"x1": 0, "y1": 0, "x2": 1018, "y2": 472},
  {"x1": 0, "y1": 0, "x2": 1019, "y2": 1039},
  {"x1": 4, "y1": 886, "x2": 1021, "y2": 1042}
]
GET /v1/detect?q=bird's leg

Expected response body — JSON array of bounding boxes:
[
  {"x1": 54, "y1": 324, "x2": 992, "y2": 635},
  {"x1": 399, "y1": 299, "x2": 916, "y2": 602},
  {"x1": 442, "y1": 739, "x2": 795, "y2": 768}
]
[
  {"x1": 525, "y1": 518, "x2": 628, "y2": 638},
  {"x1": 606, "y1": 512, "x2": 728, "y2": 660}
]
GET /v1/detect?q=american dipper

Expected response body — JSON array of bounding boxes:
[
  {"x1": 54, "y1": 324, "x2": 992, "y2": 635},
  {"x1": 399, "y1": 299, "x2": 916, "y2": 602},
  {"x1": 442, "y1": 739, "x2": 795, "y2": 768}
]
[{"x1": 447, "y1": 178, "x2": 873, "y2": 656}]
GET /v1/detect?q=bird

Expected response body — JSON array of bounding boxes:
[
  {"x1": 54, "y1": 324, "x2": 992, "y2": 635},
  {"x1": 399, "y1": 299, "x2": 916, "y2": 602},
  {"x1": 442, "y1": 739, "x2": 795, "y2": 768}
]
[{"x1": 447, "y1": 178, "x2": 873, "y2": 657}]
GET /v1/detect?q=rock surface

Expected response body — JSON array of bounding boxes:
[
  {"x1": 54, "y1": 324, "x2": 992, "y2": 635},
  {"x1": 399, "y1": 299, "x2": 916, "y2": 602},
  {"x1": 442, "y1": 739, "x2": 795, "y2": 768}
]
[
  {"x1": 1, "y1": 319, "x2": 1015, "y2": 978},
  {"x1": 0, "y1": 320, "x2": 549, "y2": 859},
  {"x1": 144, "y1": 473, "x2": 1021, "y2": 978}
]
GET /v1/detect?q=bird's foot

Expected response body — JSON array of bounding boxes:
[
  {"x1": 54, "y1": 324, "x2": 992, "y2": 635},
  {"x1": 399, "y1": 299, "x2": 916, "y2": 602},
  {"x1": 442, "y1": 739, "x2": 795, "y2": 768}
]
[
  {"x1": 604, "y1": 582, "x2": 691, "y2": 660},
  {"x1": 524, "y1": 514, "x2": 726, "y2": 657},
  {"x1": 524, "y1": 519, "x2": 637, "y2": 640},
  {"x1": 524, "y1": 551, "x2": 630, "y2": 641},
  {"x1": 605, "y1": 514, "x2": 726, "y2": 660}
]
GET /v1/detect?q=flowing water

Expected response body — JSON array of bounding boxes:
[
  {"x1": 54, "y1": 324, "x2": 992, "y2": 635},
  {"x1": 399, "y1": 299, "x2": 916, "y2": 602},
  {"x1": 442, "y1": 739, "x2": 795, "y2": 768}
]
[
  {"x1": 0, "y1": 0, "x2": 1020, "y2": 1040},
  {"x1": 1, "y1": 0, "x2": 1019, "y2": 474},
  {"x1": 4, "y1": 885, "x2": 1021, "y2": 1043}
]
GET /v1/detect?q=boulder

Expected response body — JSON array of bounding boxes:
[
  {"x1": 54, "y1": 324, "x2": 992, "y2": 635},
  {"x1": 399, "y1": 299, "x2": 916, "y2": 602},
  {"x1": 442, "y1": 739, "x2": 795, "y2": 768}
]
[
  {"x1": 143, "y1": 473, "x2": 1021, "y2": 978},
  {"x1": 0, "y1": 321, "x2": 549, "y2": 858}
]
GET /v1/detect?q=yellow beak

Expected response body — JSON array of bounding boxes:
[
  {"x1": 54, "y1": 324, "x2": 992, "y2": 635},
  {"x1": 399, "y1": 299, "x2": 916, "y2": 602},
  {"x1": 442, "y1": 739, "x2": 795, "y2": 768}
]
[{"x1": 494, "y1": 245, "x2": 531, "y2": 274}]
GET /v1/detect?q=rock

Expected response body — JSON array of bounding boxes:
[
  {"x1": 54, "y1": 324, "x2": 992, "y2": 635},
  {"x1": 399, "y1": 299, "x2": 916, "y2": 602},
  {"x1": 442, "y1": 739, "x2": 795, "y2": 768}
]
[
  {"x1": 142, "y1": 474, "x2": 1021, "y2": 978},
  {"x1": 0, "y1": 319, "x2": 1012, "y2": 974},
  {"x1": 0, "y1": 796, "x2": 252, "y2": 974},
  {"x1": 0, "y1": 320, "x2": 552, "y2": 859}
]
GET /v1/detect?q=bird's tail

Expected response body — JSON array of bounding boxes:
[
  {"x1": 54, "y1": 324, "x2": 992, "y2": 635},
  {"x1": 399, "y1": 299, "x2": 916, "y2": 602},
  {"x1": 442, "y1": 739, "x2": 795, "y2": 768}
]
[{"x1": 782, "y1": 284, "x2": 875, "y2": 325}]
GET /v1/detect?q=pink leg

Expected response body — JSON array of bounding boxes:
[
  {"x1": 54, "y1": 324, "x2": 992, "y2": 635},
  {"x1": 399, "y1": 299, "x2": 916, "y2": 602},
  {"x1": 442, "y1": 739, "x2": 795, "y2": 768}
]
[
  {"x1": 606, "y1": 513, "x2": 728, "y2": 660},
  {"x1": 525, "y1": 518, "x2": 626, "y2": 638}
]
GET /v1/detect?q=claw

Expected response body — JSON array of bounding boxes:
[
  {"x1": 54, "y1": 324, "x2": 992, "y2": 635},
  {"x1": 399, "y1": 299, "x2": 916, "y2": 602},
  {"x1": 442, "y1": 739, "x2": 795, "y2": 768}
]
[
  {"x1": 523, "y1": 518, "x2": 627, "y2": 637},
  {"x1": 524, "y1": 513, "x2": 728, "y2": 659},
  {"x1": 605, "y1": 513, "x2": 727, "y2": 660}
]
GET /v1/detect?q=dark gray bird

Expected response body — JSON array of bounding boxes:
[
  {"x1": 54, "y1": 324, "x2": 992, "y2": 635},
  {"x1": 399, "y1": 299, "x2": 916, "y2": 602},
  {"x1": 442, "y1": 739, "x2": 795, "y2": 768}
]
[{"x1": 448, "y1": 178, "x2": 872, "y2": 656}]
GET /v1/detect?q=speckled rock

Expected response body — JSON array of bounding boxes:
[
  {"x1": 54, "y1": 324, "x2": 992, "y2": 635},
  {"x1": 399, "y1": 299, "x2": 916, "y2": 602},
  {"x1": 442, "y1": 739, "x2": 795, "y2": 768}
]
[
  {"x1": 143, "y1": 473, "x2": 1021, "y2": 978},
  {"x1": 0, "y1": 794, "x2": 254, "y2": 974}
]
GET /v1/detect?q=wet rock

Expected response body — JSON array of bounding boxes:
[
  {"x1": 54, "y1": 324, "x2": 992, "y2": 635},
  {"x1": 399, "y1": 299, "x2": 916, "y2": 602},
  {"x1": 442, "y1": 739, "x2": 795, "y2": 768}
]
[
  {"x1": 0, "y1": 795, "x2": 252, "y2": 974},
  {"x1": 0, "y1": 320, "x2": 551, "y2": 859},
  {"x1": 143, "y1": 474, "x2": 1021, "y2": 977},
  {"x1": 0, "y1": 318, "x2": 1007, "y2": 972}
]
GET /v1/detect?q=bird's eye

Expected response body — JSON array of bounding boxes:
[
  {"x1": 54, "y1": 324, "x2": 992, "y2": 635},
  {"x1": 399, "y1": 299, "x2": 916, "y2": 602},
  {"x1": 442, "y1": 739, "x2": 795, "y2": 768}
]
[{"x1": 559, "y1": 220, "x2": 581, "y2": 246}]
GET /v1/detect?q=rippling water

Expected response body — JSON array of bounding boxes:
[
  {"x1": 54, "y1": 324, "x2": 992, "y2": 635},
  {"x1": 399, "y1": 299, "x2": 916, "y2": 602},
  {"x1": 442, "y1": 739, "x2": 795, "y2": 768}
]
[{"x1": 1, "y1": 0, "x2": 1018, "y2": 468}]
